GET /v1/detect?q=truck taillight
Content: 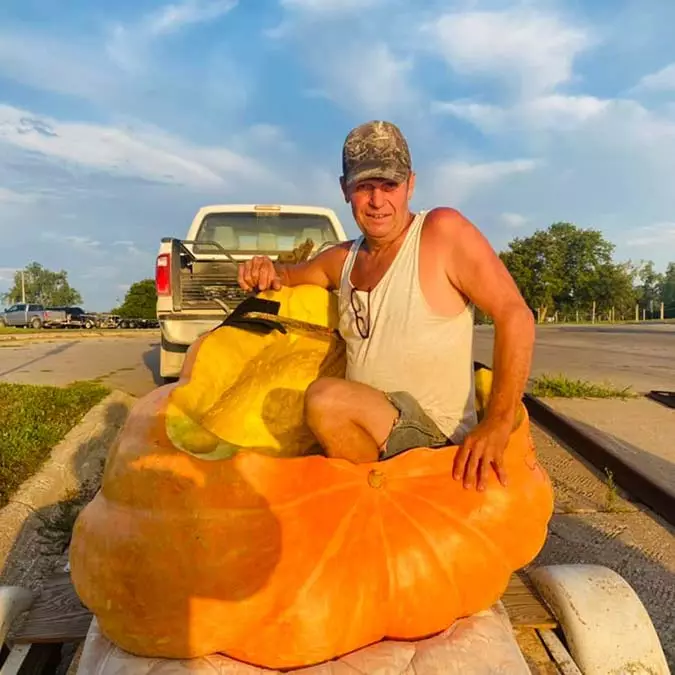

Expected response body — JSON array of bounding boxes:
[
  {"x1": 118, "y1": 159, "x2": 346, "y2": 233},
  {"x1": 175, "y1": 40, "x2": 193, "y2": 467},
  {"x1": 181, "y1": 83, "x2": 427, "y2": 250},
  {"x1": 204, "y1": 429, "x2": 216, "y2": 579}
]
[{"x1": 156, "y1": 253, "x2": 171, "y2": 295}]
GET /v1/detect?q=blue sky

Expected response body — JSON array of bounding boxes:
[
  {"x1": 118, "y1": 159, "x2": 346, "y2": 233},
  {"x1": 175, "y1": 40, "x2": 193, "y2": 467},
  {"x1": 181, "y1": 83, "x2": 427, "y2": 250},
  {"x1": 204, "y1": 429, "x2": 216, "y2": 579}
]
[{"x1": 2, "y1": 0, "x2": 675, "y2": 311}]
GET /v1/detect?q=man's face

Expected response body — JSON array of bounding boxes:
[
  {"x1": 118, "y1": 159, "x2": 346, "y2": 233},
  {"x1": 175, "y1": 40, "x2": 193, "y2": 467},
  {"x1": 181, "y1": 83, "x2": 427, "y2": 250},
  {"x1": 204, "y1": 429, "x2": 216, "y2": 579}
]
[{"x1": 341, "y1": 174, "x2": 416, "y2": 239}]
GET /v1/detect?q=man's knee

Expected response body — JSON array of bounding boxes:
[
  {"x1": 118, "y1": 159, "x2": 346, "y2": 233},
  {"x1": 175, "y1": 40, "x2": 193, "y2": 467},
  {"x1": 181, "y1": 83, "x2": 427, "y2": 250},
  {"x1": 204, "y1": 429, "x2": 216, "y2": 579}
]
[{"x1": 304, "y1": 377, "x2": 345, "y2": 422}]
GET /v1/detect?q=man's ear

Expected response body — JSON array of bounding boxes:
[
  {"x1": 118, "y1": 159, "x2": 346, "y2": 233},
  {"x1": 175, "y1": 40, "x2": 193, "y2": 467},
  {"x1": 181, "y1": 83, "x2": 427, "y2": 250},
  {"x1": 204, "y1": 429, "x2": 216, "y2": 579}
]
[
  {"x1": 407, "y1": 172, "x2": 416, "y2": 201},
  {"x1": 339, "y1": 175, "x2": 350, "y2": 203}
]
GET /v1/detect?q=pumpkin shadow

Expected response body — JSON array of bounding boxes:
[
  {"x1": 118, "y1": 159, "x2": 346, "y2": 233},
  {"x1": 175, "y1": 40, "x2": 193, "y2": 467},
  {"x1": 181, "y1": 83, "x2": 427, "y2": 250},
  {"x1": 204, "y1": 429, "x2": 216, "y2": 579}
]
[
  {"x1": 260, "y1": 387, "x2": 321, "y2": 455},
  {"x1": 258, "y1": 338, "x2": 346, "y2": 455},
  {"x1": 68, "y1": 386, "x2": 283, "y2": 659}
]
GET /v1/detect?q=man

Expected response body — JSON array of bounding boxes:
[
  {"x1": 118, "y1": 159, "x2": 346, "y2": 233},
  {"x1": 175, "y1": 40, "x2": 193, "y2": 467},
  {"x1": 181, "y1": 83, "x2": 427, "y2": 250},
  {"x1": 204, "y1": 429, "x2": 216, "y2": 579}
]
[{"x1": 238, "y1": 120, "x2": 535, "y2": 491}]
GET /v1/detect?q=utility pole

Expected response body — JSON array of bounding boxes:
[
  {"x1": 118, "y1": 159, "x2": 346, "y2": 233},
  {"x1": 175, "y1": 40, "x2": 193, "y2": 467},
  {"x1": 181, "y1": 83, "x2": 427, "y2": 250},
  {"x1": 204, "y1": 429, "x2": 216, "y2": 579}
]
[{"x1": 21, "y1": 270, "x2": 26, "y2": 303}]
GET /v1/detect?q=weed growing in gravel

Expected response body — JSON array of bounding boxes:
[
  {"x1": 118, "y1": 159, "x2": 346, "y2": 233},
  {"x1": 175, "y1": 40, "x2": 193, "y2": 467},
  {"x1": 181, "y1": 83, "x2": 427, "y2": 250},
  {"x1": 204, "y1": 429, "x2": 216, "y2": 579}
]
[
  {"x1": 604, "y1": 468, "x2": 618, "y2": 511},
  {"x1": 532, "y1": 374, "x2": 637, "y2": 399}
]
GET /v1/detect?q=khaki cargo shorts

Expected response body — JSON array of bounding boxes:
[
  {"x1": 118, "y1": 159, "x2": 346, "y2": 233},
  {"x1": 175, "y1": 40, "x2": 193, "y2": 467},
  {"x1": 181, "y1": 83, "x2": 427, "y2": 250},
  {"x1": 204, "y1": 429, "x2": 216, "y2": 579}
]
[{"x1": 380, "y1": 391, "x2": 452, "y2": 460}]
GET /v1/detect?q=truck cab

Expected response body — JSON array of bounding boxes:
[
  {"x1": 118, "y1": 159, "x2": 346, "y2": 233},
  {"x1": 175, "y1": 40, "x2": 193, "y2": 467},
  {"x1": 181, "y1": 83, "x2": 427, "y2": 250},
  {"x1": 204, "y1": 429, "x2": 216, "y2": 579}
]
[{"x1": 155, "y1": 203, "x2": 348, "y2": 380}]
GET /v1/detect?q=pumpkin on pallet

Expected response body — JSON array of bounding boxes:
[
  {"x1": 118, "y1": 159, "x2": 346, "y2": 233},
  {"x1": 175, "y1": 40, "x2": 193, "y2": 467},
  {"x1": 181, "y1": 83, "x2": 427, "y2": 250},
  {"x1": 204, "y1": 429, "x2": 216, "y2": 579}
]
[{"x1": 69, "y1": 284, "x2": 555, "y2": 670}]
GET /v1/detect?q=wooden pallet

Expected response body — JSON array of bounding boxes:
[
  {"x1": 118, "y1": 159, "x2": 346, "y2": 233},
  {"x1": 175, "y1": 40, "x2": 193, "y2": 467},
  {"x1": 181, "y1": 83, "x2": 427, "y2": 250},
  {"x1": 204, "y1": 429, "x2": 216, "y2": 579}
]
[{"x1": 4, "y1": 570, "x2": 559, "y2": 673}]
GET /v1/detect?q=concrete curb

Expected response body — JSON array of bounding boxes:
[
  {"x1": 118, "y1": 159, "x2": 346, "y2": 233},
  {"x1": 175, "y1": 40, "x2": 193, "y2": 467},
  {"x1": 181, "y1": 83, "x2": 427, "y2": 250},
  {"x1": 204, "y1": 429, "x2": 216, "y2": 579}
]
[
  {"x1": 0, "y1": 390, "x2": 137, "y2": 584},
  {"x1": 0, "y1": 330, "x2": 159, "y2": 343},
  {"x1": 524, "y1": 393, "x2": 675, "y2": 528}
]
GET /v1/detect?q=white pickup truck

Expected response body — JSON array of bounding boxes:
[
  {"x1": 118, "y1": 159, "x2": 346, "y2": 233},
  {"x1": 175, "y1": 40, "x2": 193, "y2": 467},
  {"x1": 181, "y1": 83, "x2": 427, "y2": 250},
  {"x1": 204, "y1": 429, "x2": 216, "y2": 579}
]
[{"x1": 155, "y1": 203, "x2": 349, "y2": 381}]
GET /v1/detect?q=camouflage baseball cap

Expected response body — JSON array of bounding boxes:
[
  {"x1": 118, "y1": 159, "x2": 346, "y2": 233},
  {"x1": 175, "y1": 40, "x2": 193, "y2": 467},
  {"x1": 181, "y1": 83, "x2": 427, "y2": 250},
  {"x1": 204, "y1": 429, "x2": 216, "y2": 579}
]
[{"x1": 341, "y1": 120, "x2": 412, "y2": 188}]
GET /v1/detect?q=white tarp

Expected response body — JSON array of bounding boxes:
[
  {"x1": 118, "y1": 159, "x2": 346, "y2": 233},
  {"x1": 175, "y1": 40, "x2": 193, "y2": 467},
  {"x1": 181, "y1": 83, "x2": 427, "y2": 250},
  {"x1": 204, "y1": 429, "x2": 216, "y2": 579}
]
[{"x1": 74, "y1": 602, "x2": 530, "y2": 675}]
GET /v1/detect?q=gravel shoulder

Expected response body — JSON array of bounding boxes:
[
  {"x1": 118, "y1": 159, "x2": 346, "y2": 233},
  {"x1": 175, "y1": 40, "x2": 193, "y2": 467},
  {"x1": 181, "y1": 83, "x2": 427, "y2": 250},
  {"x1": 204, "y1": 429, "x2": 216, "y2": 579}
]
[{"x1": 530, "y1": 424, "x2": 675, "y2": 670}]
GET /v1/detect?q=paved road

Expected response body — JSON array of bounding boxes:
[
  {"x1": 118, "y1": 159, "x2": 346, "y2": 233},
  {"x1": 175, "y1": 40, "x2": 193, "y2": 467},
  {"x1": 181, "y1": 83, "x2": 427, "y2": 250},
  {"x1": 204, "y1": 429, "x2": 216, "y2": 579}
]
[
  {"x1": 475, "y1": 323, "x2": 675, "y2": 393},
  {"x1": 0, "y1": 335, "x2": 161, "y2": 397},
  {"x1": 0, "y1": 323, "x2": 672, "y2": 397}
]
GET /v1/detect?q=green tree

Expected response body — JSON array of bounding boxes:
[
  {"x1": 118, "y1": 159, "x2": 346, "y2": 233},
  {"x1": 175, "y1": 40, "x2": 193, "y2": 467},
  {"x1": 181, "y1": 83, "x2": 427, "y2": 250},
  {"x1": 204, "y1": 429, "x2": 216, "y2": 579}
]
[
  {"x1": 115, "y1": 279, "x2": 157, "y2": 320},
  {"x1": 590, "y1": 262, "x2": 637, "y2": 319},
  {"x1": 2, "y1": 262, "x2": 82, "y2": 306},
  {"x1": 634, "y1": 260, "x2": 664, "y2": 317},
  {"x1": 662, "y1": 262, "x2": 675, "y2": 317},
  {"x1": 499, "y1": 229, "x2": 561, "y2": 322},
  {"x1": 500, "y1": 222, "x2": 620, "y2": 321}
]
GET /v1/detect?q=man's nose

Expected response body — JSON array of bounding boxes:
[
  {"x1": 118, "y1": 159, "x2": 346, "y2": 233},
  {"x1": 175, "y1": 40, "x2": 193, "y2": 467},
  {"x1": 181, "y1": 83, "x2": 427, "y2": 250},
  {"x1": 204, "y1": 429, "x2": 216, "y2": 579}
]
[{"x1": 369, "y1": 188, "x2": 385, "y2": 208}]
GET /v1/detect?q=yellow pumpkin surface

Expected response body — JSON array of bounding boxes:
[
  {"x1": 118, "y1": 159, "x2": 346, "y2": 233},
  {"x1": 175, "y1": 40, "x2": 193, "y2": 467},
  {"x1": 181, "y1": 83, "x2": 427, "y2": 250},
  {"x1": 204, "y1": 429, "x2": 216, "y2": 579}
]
[{"x1": 166, "y1": 285, "x2": 345, "y2": 459}]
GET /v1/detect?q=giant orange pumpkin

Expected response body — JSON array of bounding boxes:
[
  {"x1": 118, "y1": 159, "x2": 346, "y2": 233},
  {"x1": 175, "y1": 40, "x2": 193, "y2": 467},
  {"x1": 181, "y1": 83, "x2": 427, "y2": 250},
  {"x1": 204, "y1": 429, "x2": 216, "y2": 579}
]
[{"x1": 69, "y1": 284, "x2": 554, "y2": 670}]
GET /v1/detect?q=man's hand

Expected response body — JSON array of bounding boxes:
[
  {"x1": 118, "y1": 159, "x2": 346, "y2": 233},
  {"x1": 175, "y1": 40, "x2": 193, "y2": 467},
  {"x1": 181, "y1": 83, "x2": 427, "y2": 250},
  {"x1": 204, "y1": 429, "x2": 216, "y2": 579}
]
[
  {"x1": 238, "y1": 255, "x2": 282, "y2": 292},
  {"x1": 452, "y1": 416, "x2": 513, "y2": 491}
]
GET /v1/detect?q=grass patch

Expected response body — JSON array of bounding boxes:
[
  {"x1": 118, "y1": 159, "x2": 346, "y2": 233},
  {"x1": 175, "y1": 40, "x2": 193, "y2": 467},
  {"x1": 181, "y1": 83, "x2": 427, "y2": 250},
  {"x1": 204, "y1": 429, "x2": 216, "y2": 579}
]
[
  {"x1": 0, "y1": 326, "x2": 80, "y2": 335},
  {"x1": 0, "y1": 326, "x2": 41, "y2": 334},
  {"x1": 0, "y1": 380, "x2": 110, "y2": 508},
  {"x1": 532, "y1": 374, "x2": 637, "y2": 399}
]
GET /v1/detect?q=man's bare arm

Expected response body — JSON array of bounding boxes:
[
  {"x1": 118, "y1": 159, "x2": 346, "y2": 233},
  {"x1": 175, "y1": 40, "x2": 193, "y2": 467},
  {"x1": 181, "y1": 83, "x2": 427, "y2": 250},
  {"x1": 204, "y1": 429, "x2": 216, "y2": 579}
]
[
  {"x1": 428, "y1": 208, "x2": 535, "y2": 488},
  {"x1": 446, "y1": 210, "x2": 534, "y2": 425}
]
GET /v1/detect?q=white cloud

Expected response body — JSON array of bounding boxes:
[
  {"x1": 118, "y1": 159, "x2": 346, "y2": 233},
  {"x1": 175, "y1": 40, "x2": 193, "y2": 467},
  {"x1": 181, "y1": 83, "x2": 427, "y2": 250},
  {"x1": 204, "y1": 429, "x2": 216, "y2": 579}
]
[
  {"x1": 81, "y1": 267, "x2": 120, "y2": 280},
  {"x1": 422, "y1": 8, "x2": 592, "y2": 97},
  {"x1": 107, "y1": 0, "x2": 238, "y2": 72},
  {"x1": 0, "y1": 268, "x2": 18, "y2": 282},
  {"x1": 433, "y1": 94, "x2": 610, "y2": 134},
  {"x1": 633, "y1": 63, "x2": 675, "y2": 93},
  {"x1": 0, "y1": 30, "x2": 120, "y2": 103},
  {"x1": 146, "y1": 0, "x2": 238, "y2": 36},
  {"x1": 113, "y1": 240, "x2": 148, "y2": 257},
  {"x1": 500, "y1": 212, "x2": 528, "y2": 228},
  {"x1": 430, "y1": 158, "x2": 540, "y2": 207},
  {"x1": 0, "y1": 187, "x2": 44, "y2": 205},
  {"x1": 105, "y1": 0, "x2": 239, "y2": 75},
  {"x1": 626, "y1": 223, "x2": 675, "y2": 247},
  {"x1": 269, "y1": 0, "x2": 386, "y2": 36},
  {"x1": 424, "y1": 95, "x2": 675, "y2": 270},
  {"x1": 314, "y1": 42, "x2": 417, "y2": 116},
  {"x1": 280, "y1": 0, "x2": 382, "y2": 13},
  {"x1": 0, "y1": 104, "x2": 277, "y2": 190},
  {"x1": 65, "y1": 236, "x2": 101, "y2": 251},
  {"x1": 269, "y1": 0, "x2": 418, "y2": 117},
  {"x1": 41, "y1": 232, "x2": 102, "y2": 251},
  {"x1": 0, "y1": 3, "x2": 246, "y2": 127}
]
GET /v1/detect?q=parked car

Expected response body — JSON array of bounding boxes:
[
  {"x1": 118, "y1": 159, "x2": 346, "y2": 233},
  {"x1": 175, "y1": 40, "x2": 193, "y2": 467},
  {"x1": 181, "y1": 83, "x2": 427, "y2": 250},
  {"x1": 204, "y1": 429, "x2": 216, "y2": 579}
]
[
  {"x1": 0, "y1": 303, "x2": 67, "y2": 328},
  {"x1": 46, "y1": 306, "x2": 100, "y2": 329}
]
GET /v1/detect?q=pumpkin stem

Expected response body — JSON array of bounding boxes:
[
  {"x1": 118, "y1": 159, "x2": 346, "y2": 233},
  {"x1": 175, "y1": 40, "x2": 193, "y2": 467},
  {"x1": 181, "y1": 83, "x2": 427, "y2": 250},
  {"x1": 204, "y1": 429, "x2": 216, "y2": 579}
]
[{"x1": 367, "y1": 469, "x2": 386, "y2": 489}]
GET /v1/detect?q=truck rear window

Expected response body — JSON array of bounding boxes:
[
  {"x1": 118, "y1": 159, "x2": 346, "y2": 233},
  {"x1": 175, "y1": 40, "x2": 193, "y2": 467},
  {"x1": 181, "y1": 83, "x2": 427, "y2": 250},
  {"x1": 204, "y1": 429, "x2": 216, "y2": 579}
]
[{"x1": 194, "y1": 212, "x2": 339, "y2": 252}]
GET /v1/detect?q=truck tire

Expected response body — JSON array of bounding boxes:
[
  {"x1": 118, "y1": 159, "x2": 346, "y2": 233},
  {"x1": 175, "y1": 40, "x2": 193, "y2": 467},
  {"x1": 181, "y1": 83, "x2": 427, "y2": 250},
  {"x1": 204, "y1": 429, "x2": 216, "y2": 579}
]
[
  {"x1": 160, "y1": 337, "x2": 187, "y2": 383},
  {"x1": 30, "y1": 317, "x2": 42, "y2": 329}
]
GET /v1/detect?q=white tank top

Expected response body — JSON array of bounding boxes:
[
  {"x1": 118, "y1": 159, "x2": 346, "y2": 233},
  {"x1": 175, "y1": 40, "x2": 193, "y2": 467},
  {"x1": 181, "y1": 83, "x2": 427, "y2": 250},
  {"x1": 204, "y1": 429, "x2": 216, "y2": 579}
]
[{"x1": 337, "y1": 210, "x2": 478, "y2": 443}]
